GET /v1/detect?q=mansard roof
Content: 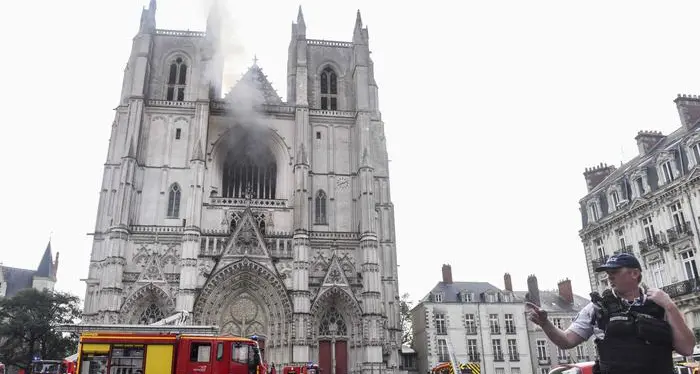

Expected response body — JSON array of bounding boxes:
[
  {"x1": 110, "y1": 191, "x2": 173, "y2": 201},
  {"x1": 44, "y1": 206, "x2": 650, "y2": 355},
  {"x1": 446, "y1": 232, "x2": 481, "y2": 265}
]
[
  {"x1": 1, "y1": 266, "x2": 35, "y2": 297},
  {"x1": 224, "y1": 63, "x2": 283, "y2": 106},
  {"x1": 419, "y1": 281, "x2": 512, "y2": 303}
]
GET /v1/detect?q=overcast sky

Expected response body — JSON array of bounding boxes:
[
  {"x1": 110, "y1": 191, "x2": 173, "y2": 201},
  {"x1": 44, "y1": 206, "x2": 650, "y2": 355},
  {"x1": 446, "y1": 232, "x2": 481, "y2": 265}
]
[{"x1": 1, "y1": 0, "x2": 699, "y2": 305}]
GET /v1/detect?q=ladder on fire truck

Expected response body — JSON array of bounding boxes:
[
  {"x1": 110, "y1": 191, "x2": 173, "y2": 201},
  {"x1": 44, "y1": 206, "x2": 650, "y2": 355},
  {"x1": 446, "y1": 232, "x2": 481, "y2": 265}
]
[
  {"x1": 56, "y1": 310, "x2": 219, "y2": 335},
  {"x1": 445, "y1": 337, "x2": 461, "y2": 374}
]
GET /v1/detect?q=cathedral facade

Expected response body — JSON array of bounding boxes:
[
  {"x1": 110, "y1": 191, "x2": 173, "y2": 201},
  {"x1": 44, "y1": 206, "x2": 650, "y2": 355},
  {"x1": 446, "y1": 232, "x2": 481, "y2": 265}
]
[{"x1": 82, "y1": 1, "x2": 401, "y2": 373}]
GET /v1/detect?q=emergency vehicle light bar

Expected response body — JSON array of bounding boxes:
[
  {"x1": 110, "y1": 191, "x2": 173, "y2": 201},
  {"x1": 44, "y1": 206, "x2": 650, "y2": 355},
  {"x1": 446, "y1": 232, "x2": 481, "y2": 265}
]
[{"x1": 56, "y1": 323, "x2": 219, "y2": 335}]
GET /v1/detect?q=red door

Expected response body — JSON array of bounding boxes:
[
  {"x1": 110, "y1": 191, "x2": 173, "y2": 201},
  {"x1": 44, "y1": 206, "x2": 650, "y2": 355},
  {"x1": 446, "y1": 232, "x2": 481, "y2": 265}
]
[
  {"x1": 318, "y1": 341, "x2": 331, "y2": 374},
  {"x1": 334, "y1": 341, "x2": 347, "y2": 374}
]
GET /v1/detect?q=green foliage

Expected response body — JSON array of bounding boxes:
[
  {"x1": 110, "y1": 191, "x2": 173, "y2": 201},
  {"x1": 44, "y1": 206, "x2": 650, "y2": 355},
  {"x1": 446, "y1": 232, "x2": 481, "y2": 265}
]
[
  {"x1": 400, "y1": 293, "x2": 414, "y2": 346},
  {"x1": 0, "y1": 289, "x2": 82, "y2": 369}
]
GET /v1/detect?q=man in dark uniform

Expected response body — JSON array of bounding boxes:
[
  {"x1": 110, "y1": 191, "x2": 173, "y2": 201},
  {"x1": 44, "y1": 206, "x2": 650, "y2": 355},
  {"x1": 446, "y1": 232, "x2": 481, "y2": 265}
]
[{"x1": 526, "y1": 253, "x2": 695, "y2": 373}]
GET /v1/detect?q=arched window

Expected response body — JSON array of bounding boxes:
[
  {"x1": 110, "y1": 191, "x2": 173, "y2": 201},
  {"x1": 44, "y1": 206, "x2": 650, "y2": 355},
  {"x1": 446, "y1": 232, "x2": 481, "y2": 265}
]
[
  {"x1": 138, "y1": 303, "x2": 165, "y2": 325},
  {"x1": 167, "y1": 183, "x2": 181, "y2": 218},
  {"x1": 315, "y1": 190, "x2": 327, "y2": 225},
  {"x1": 319, "y1": 306, "x2": 347, "y2": 336},
  {"x1": 222, "y1": 134, "x2": 277, "y2": 199},
  {"x1": 320, "y1": 66, "x2": 338, "y2": 110},
  {"x1": 166, "y1": 57, "x2": 188, "y2": 101}
]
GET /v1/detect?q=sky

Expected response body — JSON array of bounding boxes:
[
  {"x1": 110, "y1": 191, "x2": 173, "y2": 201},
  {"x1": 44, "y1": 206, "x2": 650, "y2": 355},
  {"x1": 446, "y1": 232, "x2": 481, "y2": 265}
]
[{"x1": 1, "y1": 0, "x2": 700, "y2": 306}]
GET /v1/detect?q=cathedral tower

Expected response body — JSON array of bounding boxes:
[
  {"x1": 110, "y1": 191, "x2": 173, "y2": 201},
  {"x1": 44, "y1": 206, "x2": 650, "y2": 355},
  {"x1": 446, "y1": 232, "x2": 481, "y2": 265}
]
[{"x1": 84, "y1": 3, "x2": 401, "y2": 373}]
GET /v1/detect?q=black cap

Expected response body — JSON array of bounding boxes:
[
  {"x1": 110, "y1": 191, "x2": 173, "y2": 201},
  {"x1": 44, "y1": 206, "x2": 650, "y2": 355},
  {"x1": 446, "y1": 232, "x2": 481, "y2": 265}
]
[{"x1": 595, "y1": 253, "x2": 642, "y2": 272}]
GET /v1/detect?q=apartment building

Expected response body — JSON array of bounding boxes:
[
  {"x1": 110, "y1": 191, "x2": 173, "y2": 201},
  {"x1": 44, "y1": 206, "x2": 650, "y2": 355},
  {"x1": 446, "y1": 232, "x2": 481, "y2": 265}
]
[{"x1": 579, "y1": 94, "x2": 700, "y2": 353}]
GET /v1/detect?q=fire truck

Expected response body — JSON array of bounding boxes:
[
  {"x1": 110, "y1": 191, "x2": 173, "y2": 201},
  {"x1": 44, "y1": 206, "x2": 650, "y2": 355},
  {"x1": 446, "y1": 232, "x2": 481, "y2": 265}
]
[
  {"x1": 282, "y1": 363, "x2": 321, "y2": 374},
  {"x1": 57, "y1": 312, "x2": 267, "y2": 374}
]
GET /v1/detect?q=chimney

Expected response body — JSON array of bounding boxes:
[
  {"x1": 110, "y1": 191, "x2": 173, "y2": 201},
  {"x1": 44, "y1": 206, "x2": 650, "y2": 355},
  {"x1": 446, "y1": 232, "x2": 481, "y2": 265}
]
[
  {"x1": 583, "y1": 163, "x2": 616, "y2": 192},
  {"x1": 503, "y1": 273, "x2": 513, "y2": 292},
  {"x1": 635, "y1": 130, "x2": 664, "y2": 156},
  {"x1": 558, "y1": 278, "x2": 574, "y2": 304},
  {"x1": 526, "y1": 274, "x2": 540, "y2": 307},
  {"x1": 674, "y1": 94, "x2": 700, "y2": 130},
  {"x1": 441, "y1": 264, "x2": 453, "y2": 284}
]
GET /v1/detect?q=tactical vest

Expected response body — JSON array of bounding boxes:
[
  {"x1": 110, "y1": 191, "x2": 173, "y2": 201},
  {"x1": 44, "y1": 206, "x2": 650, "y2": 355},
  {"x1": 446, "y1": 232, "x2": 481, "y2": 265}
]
[{"x1": 590, "y1": 289, "x2": 674, "y2": 374}]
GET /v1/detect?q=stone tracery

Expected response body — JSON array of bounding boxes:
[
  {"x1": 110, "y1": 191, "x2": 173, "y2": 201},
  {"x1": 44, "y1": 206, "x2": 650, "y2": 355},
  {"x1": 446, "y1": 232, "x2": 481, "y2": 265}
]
[{"x1": 120, "y1": 283, "x2": 174, "y2": 324}]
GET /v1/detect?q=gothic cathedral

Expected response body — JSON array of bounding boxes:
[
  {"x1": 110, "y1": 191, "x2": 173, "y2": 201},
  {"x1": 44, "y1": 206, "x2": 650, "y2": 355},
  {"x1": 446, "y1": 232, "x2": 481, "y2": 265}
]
[{"x1": 82, "y1": 1, "x2": 401, "y2": 373}]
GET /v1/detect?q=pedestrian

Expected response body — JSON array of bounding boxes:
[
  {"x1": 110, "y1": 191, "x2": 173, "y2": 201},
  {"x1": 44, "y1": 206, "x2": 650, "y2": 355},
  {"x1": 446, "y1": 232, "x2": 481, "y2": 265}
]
[{"x1": 526, "y1": 253, "x2": 695, "y2": 373}]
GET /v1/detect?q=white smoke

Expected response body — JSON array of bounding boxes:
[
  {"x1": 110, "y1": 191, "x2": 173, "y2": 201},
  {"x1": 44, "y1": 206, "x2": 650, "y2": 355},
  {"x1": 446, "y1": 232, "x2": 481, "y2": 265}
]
[{"x1": 200, "y1": 0, "x2": 275, "y2": 165}]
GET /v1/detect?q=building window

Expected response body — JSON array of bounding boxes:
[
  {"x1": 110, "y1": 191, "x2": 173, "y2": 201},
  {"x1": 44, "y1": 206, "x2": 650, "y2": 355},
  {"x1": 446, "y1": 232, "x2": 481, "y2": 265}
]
[
  {"x1": 489, "y1": 314, "x2": 500, "y2": 334},
  {"x1": 634, "y1": 177, "x2": 645, "y2": 197},
  {"x1": 610, "y1": 190, "x2": 620, "y2": 209},
  {"x1": 670, "y1": 202, "x2": 687, "y2": 233},
  {"x1": 505, "y1": 314, "x2": 515, "y2": 334},
  {"x1": 222, "y1": 142, "x2": 277, "y2": 200},
  {"x1": 467, "y1": 339, "x2": 479, "y2": 361},
  {"x1": 511, "y1": 369, "x2": 521, "y2": 374},
  {"x1": 642, "y1": 216, "x2": 656, "y2": 242},
  {"x1": 436, "y1": 339, "x2": 448, "y2": 362},
  {"x1": 552, "y1": 318, "x2": 562, "y2": 329},
  {"x1": 536, "y1": 340, "x2": 548, "y2": 360},
  {"x1": 589, "y1": 203, "x2": 599, "y2": 221},
  {"x1": 576, "y1": 345, "x2": 586, "y2": 360},
  {"x1": 492, "y1": 339, "x2": 503, "y2": 361},
  {"x1": 175, "y1": 128, "x2": 182, "y2": 140},
  {"x1": 507, "y1": 339, "x2": 518, "y2": 361},
  {"x1": 166, "y1": 57, "x2": 187, "y2": 101},
  {"x1": 557, "y1": 347, "x2": 568, "y2": 360},
  {"x1": 138, "y1": 303, "x2": 164, "y2": 324},
  {"x1": 465, "y1": 314, "x2": 477, "y2": 334},
  {"x1": 681, "y1": 251, "x2": 699, "y2": 280},
  {"x1": 594, "y1": 238, "x2": 606, "y2": 259},
  {"x1": 540, "y1": 369, "x2": 550, "y2": 374},
  {"x1": 315, "y1": 190, "x2": 327, "y2": 225},
  {"x1": 693, "y1": 143, "x2": 700, "y2": 165},
  {"x1": 649, "y1": 261, "x2": 666, "y2": 288},
  {"x1": 433, "y1": 293, "x2": 443, "y2": 303},
  {"x1": 494, "y1": 369, "x2": 505, "y2": 374},
  {"x1": 320, "y1": 66, "x2": 338, "y2": 110},
  {"x1": 661, "y1": 161, "x2": 675, "y2": 184},
  {"x1": 167, "y1": 183, "x2": 181, "y2": 218},
  {"x1": 435, "y1": 313, "x2": 447, "y2": 335}
]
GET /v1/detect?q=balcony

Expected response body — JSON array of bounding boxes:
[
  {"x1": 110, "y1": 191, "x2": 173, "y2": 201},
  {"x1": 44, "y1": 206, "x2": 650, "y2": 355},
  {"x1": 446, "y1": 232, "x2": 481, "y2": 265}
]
[
  {"x1": 638, "y1": 233, "x2": 669, "y2": 253},
  {"x1": 468, "y1": 353, "x2": 480, "y2": 362},
  {"x1": 667, "y1": 221, "x2": 694, "y2": 243},
  {"x1": 538, "y1": 357, "x2": 551, "y2": 365},
  {"x1": 614, "y1": 245, "x2": 634, "y2": 255},
  {"x1": 662, "y1": 277, "x2": 700, "y2": 299},
  {"x1": 558, "y1": 356, "x2": 571, "y2": 364},
  {"x1": 591, "y1": 256, "x2": 608, "y2": 269}
]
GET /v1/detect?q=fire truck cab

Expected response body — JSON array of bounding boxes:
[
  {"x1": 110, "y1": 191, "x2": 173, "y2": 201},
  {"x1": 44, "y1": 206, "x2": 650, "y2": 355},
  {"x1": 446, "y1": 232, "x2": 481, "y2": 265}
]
[{"x1": 76, "y1": 331, "x2": 265, "y2": 374}]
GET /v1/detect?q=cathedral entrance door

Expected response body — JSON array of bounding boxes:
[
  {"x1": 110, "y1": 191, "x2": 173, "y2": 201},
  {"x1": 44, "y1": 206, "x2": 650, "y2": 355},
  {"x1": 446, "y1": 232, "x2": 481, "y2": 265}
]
[{"x1": 318, "y1": 340, "x2": 348, "y2": 374}]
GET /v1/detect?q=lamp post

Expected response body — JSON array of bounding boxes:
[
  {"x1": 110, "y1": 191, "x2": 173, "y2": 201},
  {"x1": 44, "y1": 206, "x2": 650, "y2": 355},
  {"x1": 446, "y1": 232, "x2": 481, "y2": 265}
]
[{"x1": 329, "y1": 322, "x2": 338, "y2": 374}]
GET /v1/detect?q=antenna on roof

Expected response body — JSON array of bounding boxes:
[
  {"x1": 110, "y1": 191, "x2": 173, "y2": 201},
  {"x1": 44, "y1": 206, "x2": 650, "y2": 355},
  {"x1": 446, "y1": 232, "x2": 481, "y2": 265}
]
[{"x1": 620, "y1": 145, "x2": 625, "y2": 166}]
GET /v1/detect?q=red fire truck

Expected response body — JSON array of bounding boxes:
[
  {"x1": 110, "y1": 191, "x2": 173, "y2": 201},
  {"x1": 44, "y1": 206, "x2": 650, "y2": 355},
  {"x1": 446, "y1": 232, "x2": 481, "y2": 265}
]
[
  {"x1": 282, "y1": 363, "x2": 321, "y2": 374},
  {"x1": 66, "y1": 325, "x2": 266, "y2": 374}
]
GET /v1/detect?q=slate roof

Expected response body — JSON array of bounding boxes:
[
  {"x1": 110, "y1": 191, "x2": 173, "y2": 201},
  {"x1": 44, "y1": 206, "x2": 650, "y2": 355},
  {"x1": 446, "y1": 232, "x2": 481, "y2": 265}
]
[
  {"x1": 419, "y1": 281, "x2": 520, "y2": 303},
  {"x1": 583, "y1": 126, "x2": 689, "y2": 200},
  {"x1": 224, "y1": 63, "x2": 283, "y2": 106},
  {"x1": 0, "y1": 241, "x2": 54, "y2": 298},
  {"x1": 514, "y1": 290, "x2": 590, "y2": 313},
  {"x1": 1, "y1": 267, "x2": 36, "y2": 297}
]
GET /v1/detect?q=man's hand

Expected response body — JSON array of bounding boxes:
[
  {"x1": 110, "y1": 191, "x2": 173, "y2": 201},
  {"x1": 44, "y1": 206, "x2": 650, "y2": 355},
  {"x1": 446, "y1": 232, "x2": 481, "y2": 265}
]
[
  {"x1": 526, "y1": 302, "x2": 549, "y2": 326},
  {"x1": 646, "y1": 288, "x2": 673, "y2": 309}
]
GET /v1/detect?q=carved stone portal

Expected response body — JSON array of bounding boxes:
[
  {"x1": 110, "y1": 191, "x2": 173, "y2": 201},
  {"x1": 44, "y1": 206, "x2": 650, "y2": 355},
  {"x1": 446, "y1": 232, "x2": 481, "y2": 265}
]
[{"x1": 220, "y1": 293, "x2": 267, "y2": 337}]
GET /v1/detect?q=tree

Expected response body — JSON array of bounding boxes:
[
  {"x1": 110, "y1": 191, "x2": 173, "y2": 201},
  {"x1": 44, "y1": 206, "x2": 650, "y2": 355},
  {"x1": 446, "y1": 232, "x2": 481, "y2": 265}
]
[
  {"x1": 400, "y1": 293, "x2": 414, "y2": 346},
  {"x1": 0, "y1": 289, "x2": 82, "y2": 369}
]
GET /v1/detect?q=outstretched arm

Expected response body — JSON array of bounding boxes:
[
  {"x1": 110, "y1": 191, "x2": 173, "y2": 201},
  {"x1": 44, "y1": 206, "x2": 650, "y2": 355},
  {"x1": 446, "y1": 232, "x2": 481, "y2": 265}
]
[{"x1": 526, "y1": 302, "x2": 589, "y2": 350}]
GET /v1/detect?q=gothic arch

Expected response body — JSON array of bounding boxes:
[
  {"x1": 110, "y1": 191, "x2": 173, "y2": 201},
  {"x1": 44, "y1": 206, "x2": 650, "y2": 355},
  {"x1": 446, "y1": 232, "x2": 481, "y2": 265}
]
[
  {"x1": 315, "y1": 61, "x2": 346, "y2": 78},
  {"x1": 119, "y1": 283, "x2": 174, "y2": 324},
  {"x1": 310, "y1": 286, "x2": 362, "y2": 343},
  {"x1": 207, "y1": 125, "x2": 292, "y2": 199},
  {"x1": 193, "y1": 258, "x2": 293, "y2": 335}
]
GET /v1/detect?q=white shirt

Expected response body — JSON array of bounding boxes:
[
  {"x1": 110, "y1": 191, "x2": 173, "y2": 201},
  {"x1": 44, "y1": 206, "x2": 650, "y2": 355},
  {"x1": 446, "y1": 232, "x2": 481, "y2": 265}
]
[{"x1": 566, "y1": 286, "x2": 646, "y2": 341}]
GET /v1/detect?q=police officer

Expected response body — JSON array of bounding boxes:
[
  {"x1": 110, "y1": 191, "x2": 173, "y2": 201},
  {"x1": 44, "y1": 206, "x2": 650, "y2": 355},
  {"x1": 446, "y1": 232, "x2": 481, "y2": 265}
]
[{"x1": 526, "y1": 253, "x2": 695, "y2": 374}]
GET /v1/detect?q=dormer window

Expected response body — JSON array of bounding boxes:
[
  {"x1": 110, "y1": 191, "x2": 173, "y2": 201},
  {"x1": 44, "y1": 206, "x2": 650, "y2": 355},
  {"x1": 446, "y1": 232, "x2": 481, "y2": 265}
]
[
  {"x1": 692, "y1": 142, "x2": 700, "y2": 166},
  {"x1": 589, "y1": 202, "x2": 599, "y2": 222},
  {"x1": 610, "y1": 190, "x2": 620, "y2": 209},
  {"x1": 320, "y1": 66, "x2": 338, "y2": 110},
  {"x1": 432, "y1": 293, "x2": 443, "y2": 303},
  {"x1": 661, "y1": 161, "x2": 675, "y2": 184},
  {"x1": 634, "y1": 177, "x2": 645, "y2": 197},
  {"x1": 460, "y1": 291, "x2": 474, "y2": 303}
]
